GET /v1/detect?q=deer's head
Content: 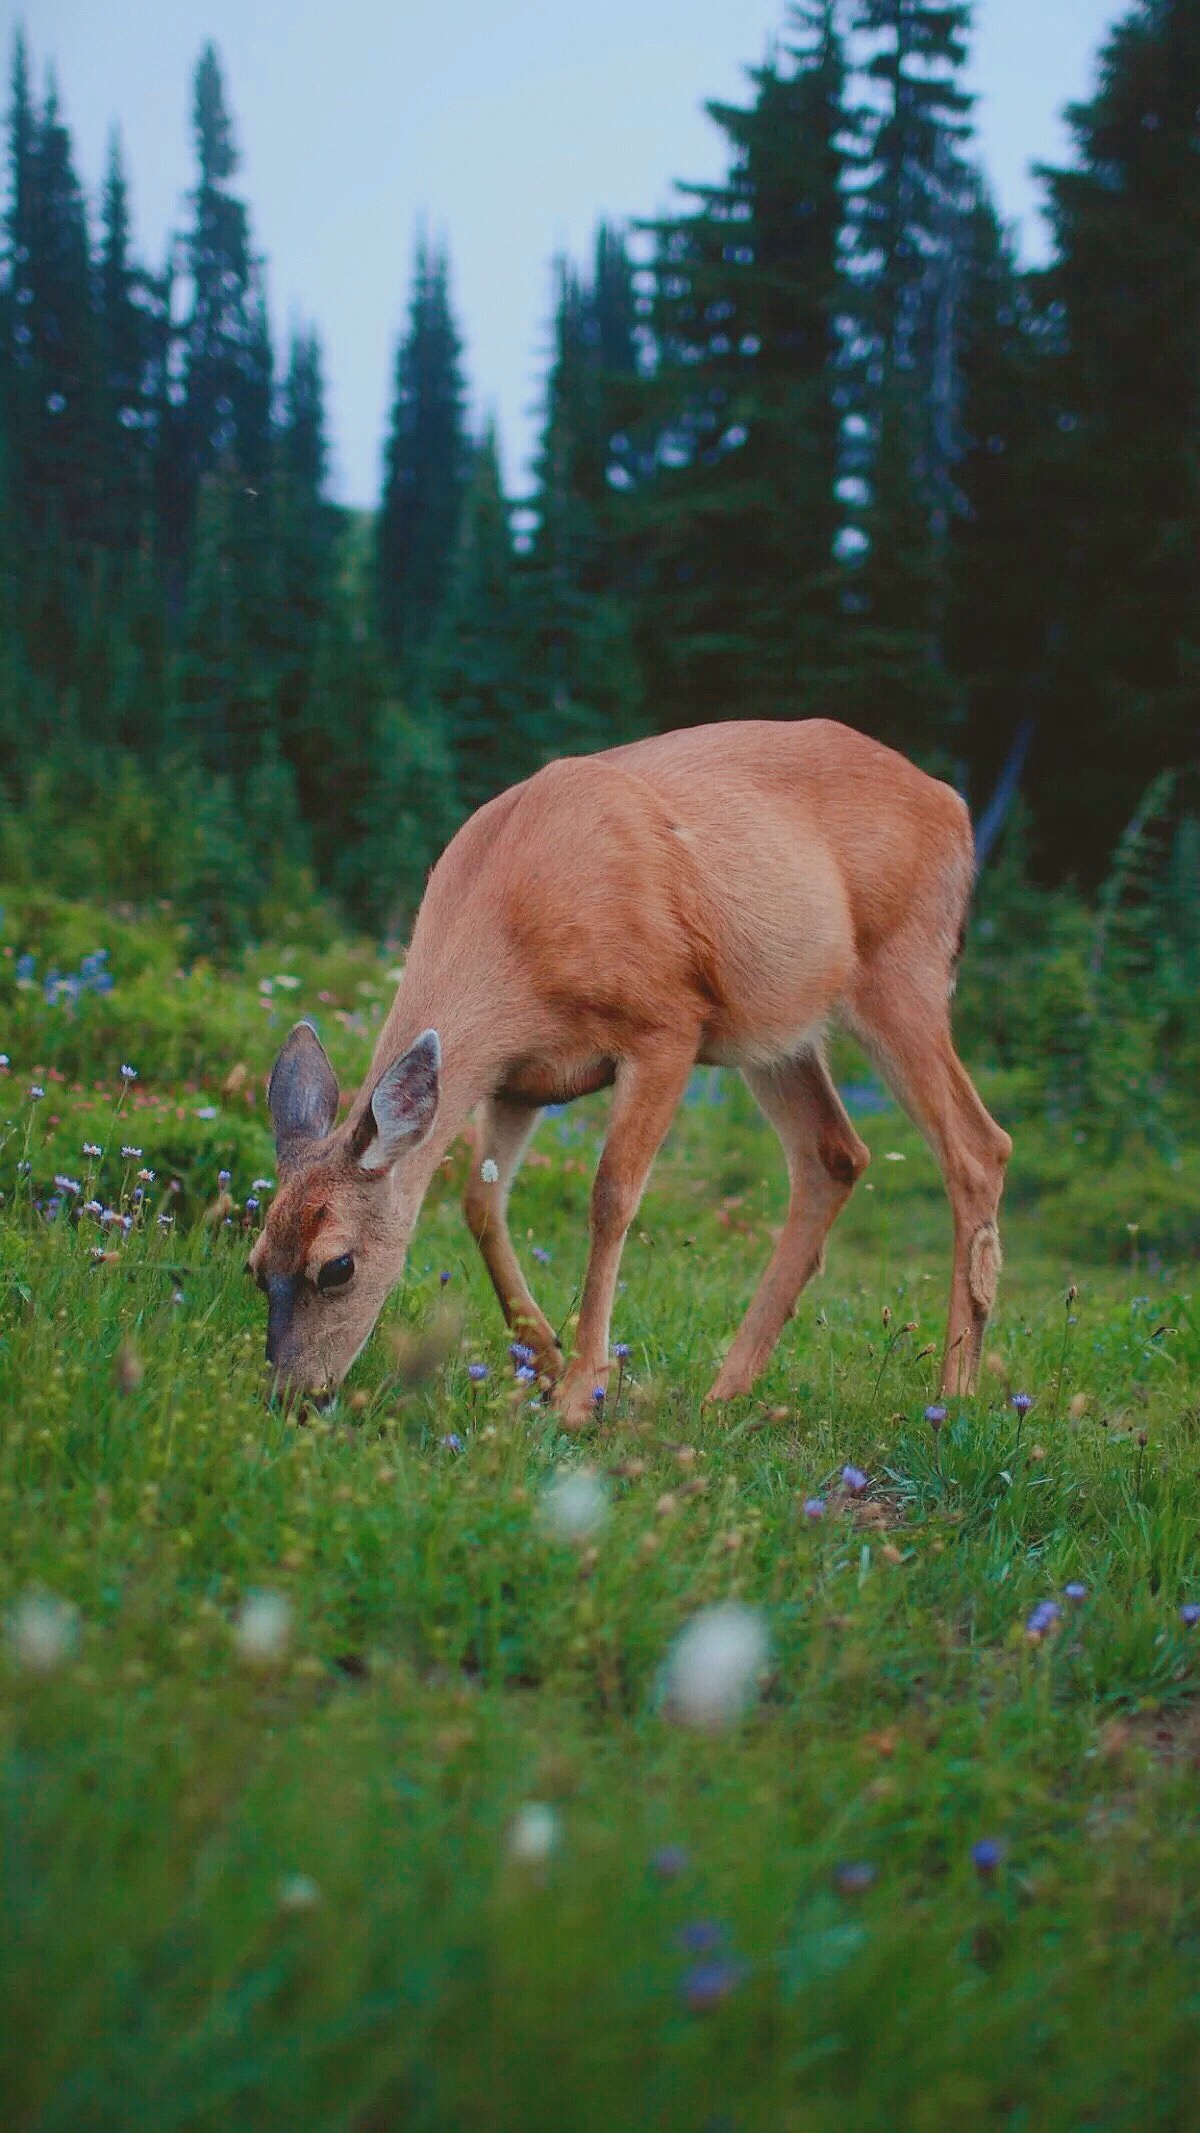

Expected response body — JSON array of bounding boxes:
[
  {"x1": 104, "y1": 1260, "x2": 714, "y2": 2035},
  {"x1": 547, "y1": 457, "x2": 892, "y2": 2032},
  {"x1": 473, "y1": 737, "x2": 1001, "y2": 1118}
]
[{"x1": 248, "y1": 1021, "x2": 441, "y2": 1398}]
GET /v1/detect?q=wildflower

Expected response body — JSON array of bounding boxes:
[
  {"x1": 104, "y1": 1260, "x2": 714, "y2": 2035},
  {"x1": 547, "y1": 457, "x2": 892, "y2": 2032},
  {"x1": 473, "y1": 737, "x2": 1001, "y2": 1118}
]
[
  {"x1": 925, "y1": 1404, "x2": 947, "y2": 1431},
  {"x1": 1180, "y1": 1604, "x2": 1200, "y2": 1629},
  {"x1": 662, "y1": 1603, "x2": 768, "y2": 1732},
  {"x1": 218, "y1": 1169, "x2": 231, "y2": 1189},
  {"x1": 650, "y1": 1845, "x2": 690, "y2": 1881},
  {"x1": 233, "y1": 1591, "x2": 293, "y2": 1670},
  {"x1": 52, "y1": 1174, "x2": 80, "y2": 1196},
  {"x1": 803, "y1": 1496, "x2": 826, "y2": 1522},
  {"x1": 251, "y1": 1178, "x2": 274, "y2": 1193},
  {"x1": 467, "y1": 1363, "x2": 489, "y2": 1384},
  {"x1": 972, "y1": 1838, "x2": 1003, "y2": 1878},
  {"x1": 480, "y1": 1158, "x2": 499, "y2": 1184},
  {"x1": 612, "y1": 1341, "x2": 630, "y2": 1361},
  {"x1": 531, "y1": 1245, "x2": 551, "y2": 1265},
  {"x1": 121, "y1": 1146, "x2": 142, "y2": 1160},
  {"x1": 29, "y1": 1084, "x2": 44, "y2": 1101},
  {"x1": 676, "y1": 1920, "x2": 726, "y2": 1953},
  {"x1": 120, "y1": 1063, "x2": 137, "y2": 1081},
  {"x1": 1064, "y1": 1581, "x2": 1088, "y2": 1603},
  {"x1": 0, "y1": 1053, "x2": 7, "y2": 1067},
  {"x1": 7, "y1": 1593, "x2": 78, "y2": 1675},
  {"x1": 506, "y1": 1801, "x2": 561, "y2": 1866},
  {"x1": 1026, "y1": 1600, "x2": 1062, "y2": 1642},
  {"x1": 137, "y1": 1168, "x2": 155, "y2": 1184},
  {"x1": 157, "y1": 1212, "x2": 173, "y2": 1229},
  {"x1": 542, "y1": 1467, "x2": 609, "y2": 1544},
  {"x1": 842, "y1": 1464, "x2": 869, "y2": 1495},
  {"x1": 82, "y1": 1142, "x2": 101, "y2": 1158},
  {"x1": 439, "y1": 1269, "x2": 451, "y2": 1286},
  {"x1": 681, "y1": 1958, "x2": 746, "y2": 2012},
  {"x1": 245, "y1": 1196, "x2": 259, "y2": 1215},
  {"x1": 277, "y1": 1874, "x2": 321, "y2": 1912},
  {"x1": 509, "y1": 1341, "x2": 536, "y2": 1366},
  {"x1": 195, "y1": 1106, "x2": 218, "y2": 1121},
  {"x1": 83, "y1": 1199, "x2": 103, "y2": 1217},
  {"x1": 515, "y1": 1364, "x2": 537, "y2": 1385},
  {"x1": 442, "y1": 1432, "x2": 464, "y2": 1454},
  {"x1": 1011, "y1": 1392, "x2": 1033, "y2": 1417},
  {"x1": 591, "y1": 1384, "x2": 606, "y2": 1409},
  {"x1": 833, "y1": 1861, "x2": 877, "y2": 1896}
]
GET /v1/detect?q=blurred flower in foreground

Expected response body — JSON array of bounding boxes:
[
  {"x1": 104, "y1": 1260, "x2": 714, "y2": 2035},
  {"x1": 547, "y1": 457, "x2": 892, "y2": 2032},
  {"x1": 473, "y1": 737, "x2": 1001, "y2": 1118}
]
[
  {"x1": 841, "y1": 1465, "x2": 869, "y2": 1496},
  {"x1": 1025, "y1": 1600, "x2": 1061, "y2": 1642},
  {"x1": 542, "y1": 1466, "x2": 609, "y2": 1543},
  {"x1": 972, "y1": 1838, "x2": 1003, "y2": 1879},
  {"x1": 6, "y1": 1592, "x2": 79, "y2": 1675},
  {"x1": 277, "y1": 1874, "x2": 321, "y2": 1912},
  {"x1": 662, "y1": 1603, "x2": 768, "y2": 1731},
  {"x1": 803, "y1": 1496, "x2": 826, "y2": 1522},
  {"x1": 651, "y1": 1844, "x2": 690, "y2": 1881},
  {"x1": 233, "y1": 1591, "x2": 293, "y2": 1670},
  {"x1": 507, "y1": 1801, "x2": 561, "y2": 1866},
  {"x1": 681, "y1": 1957, "x2": 747, "y2": 2012},
  {"x1": 1180, "y1": 1604, "x2": 1200, "y2": 1629}
]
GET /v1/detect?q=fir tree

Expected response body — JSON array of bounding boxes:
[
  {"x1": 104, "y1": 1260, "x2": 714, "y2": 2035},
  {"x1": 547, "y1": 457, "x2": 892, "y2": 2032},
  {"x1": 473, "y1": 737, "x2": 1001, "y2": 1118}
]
[
  {"x1": 96, "y1": 129, "x2": 168, "y2": 553},
  {"x1": 431, "y1": 420, "x2": 534, "y2": 813},
  {"x1": 376, "y1": 237, "x2": 468, "y2": 668}
]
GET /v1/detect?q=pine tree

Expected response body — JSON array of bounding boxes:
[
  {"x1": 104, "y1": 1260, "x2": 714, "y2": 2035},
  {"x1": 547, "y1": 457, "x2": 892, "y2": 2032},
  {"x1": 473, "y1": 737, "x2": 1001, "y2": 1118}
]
[
  {"x1": 376, "y1": 237, "x2": 468, "y2": 669},
  {"x1": 96, "y1": 129, "x2": 168, "y2": 553},
  {"x1": 632, "y1": 4, "x2": 851, "y2": 728},
  {"x1": 527, "y1": 224, "x2": 643, "y2": 756},
  {"x1": 841, "y1": 0, "x2": 975, "y2": 758},
  {"x1": 274, "y1": 327, "x2": 340, "y2": 821},
  {"x1": 430, "y1": 420, "x2": 534, "y2": 813},
  {"x1": 1036, "y1": 0, "x2": 1200, "y2": 871},
  {"x1": 165, "y1": 44, "x2": 273, "y2": 572}
]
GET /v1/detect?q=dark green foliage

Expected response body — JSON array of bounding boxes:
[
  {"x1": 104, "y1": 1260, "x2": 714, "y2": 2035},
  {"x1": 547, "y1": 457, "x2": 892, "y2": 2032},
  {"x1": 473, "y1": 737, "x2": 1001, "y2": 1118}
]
[
  {"x1": 432, "y1": 421, "x2": 536, "y2": 815},
  {"x1": 376, "y1": 238, "x2": 469, "y2": 670}
]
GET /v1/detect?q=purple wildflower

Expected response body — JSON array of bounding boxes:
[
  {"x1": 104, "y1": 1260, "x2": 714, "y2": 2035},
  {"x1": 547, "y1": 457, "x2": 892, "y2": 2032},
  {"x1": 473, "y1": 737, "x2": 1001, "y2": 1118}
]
[
  {"x1": 121, "y1": 1146, "x2": 141, "y2": 1160},
  {"x1": 651, "y1": 1845, "x2": 690, "y2": 1881},
  {"x1": 675, "y1": 1920, "x2": 726, "y2": 1954},
  {"x1": 681, "y1": 1958, "x2": 747, "y2": 2013},
  {"x1": 245, "y1": 1196, "x2": 259, "y2": 1215},
  {"x1": 842, "y1": 1465, "x2": 868, "y2": 1495},
  {"x1": 120, "y1": 1064, "x2": 137, "y2": 1081},
  {"x1": 515, "y1": 1365, "x2": 537, "y2": 1385},
  {"x1": 467, "y1": 1363, "x2": 488, "y2": 1384},
  {"x1": 833, "y1": 1861, "x2": 877, "y2": 1895},
  {"x1": 531, "y1": 1245, "x2": 551, "y2": 1265},
  {"x1": 439, "y1": 1269, "x2": 451, "y2": 1286},
  {"x1": 442, "y1": 1433, "x2": 464, "y2": 1455},
  {"x1": 218, "y1": 1169, "x2": 231, "y2": 1190},
  {"x1": 925, "y1": 1404, "x2": 947, "y2": 1431},
  {"x1": 82, "y1": 1142, "x2": 101, "y2": 1158},
  {"x1": 612, "y1": 1342, "x2": 631, "y2": 1361},
  {"x1": 1011, "y1": 1392, "x2": 1033, "y2": 1417},
  {"x1": 1180, "y1": 1604, "x2": 1200, "y2": 1629},
  {"x1": 972, "y1": 1838, "x2": 1003, "y2": 1878},
  {"x1": 509, "y1": 1341, "x2": 535, "y2": 1366},
  {"x1": 52, "y1": 1175, "x2": 80, "y2": 1196},
  {"x1": 803, "y1": 1496, "x2": 826, "y2": 1522},
  {"x1": 591, "y1": 1384, "x2": 606, "y2": 1408},
  {"x1": 1026, "y1": 1600, "x2": 1062, "y2": 1641},
  {"x1": 29, "y1": 1085, "x2": 44, "y2": 1101},
  {"x1": 1064, "y1": 1581, "x2": 1088, "y2": 1603}
]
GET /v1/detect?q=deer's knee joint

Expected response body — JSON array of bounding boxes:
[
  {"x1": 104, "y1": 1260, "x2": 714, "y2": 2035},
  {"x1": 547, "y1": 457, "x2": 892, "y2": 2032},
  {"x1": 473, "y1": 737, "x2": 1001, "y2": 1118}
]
[
  {"x1": 591, "y1": 1164, "x2": 636, "y2": 1239},
  {"x1": 464, "y1": 1182, "x2": 496, "y2": 1240},
  {"x1": 968, "y1": 1220, "x2": 1002, "y2": 1315},
  {"x1": 819, "y1": 1127, "x2": 870, "y2": 1190}
]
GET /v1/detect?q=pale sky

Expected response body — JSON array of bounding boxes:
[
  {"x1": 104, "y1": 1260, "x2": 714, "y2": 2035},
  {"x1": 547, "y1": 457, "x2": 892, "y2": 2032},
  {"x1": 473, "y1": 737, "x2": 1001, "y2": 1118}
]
[{"x1": 10, "y1": 0, "x2": 1122, "y2": 505}]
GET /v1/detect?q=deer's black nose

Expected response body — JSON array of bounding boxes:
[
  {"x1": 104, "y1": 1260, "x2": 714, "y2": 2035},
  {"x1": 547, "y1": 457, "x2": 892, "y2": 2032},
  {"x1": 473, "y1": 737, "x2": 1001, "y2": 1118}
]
[{"x1": 264, "y1": 1273, "x2": 299, "y2": 1367}]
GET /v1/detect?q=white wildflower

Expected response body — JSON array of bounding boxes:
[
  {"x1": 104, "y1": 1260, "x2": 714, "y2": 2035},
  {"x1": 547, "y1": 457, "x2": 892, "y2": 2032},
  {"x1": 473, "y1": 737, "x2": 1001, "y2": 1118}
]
[
  {"x1": 661, "y1": 1602, "x2": 769, "y2": 1732},
  {"x1": 541, "y1": 1466, "x2": 609, "y2": 1544},
  {"x1": 233, "y1": 1590, "x2": 293, "y2": 1670},
  {"x1": 277, "y1": 1873, "x2": 322, "y2": 1912},
  {"x1": 507, "y1": 1801, "x2": 562, "y2": 1866},
  {"x1": 7, "y1": 1592, "x2": 79, "y2": 1675},
  {"x1": 480, "y1": 1158, "x2": 499, "y2": 1185}
]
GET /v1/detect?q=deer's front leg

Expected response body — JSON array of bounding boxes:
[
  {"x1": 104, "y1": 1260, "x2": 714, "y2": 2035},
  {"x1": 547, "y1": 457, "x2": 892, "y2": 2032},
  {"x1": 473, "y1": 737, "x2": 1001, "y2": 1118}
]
[
  {"x1": 555, "y1": 1044, "x2": 694, "y2": 1432},
  {"x1": 464, "y1": 1095, "x2": 562, "y2": 1379}
]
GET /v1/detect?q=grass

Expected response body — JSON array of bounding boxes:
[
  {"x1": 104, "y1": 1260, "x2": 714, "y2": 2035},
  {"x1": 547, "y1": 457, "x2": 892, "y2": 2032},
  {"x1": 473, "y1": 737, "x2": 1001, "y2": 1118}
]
[{"x1": 2, "y1": 905, "x2": 1199, "y2": 2131}]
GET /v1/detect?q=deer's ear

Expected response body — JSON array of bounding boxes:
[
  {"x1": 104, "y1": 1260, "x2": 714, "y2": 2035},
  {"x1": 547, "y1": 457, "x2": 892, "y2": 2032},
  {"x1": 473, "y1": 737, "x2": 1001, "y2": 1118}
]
[
  {"x1": 353, "y1": 1030, "x2": 441, "y2": 1174},
  {"x1": 267, "y1": 1022, "x2": 340, "y2": 1161}
]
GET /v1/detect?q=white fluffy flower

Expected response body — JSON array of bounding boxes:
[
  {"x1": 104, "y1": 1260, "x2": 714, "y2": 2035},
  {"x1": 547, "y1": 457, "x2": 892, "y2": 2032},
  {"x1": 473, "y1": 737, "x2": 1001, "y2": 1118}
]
[
  {"x1": 541, "y1": 1466, "x2": 609, "y2": 1544},
  {"x1": 661, "y1": 1602, "x2": 768, "y2": 1732},
  {"x1": 506, "y1": 1801, "x2": 562, "y2": 1865},
  {"x1": 480, "y1": 1158, "x2": 500, "y2": 1184},
  {"x1": 7, "y1": 1593, "x2": 79, "y2": 1676},
  {"x1": 233, "y1": 1591, "x2": 293, "y2": 1670},
  {"x1": 277, "y1": 1873, "x2": 322, "y2": 1912}
]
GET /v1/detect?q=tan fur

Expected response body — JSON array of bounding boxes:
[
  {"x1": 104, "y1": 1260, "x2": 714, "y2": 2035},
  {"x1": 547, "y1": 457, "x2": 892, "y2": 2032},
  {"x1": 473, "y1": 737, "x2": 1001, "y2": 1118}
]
[{"x1": 251, "y1": 718, "x2": 1011, "y2": 1420}]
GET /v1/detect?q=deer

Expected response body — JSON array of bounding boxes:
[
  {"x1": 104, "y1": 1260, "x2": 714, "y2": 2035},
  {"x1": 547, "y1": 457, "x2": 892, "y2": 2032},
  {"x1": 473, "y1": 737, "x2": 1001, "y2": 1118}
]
[{"x1": 248, "y1": 719, "x2": 1011, "y2": 1430}]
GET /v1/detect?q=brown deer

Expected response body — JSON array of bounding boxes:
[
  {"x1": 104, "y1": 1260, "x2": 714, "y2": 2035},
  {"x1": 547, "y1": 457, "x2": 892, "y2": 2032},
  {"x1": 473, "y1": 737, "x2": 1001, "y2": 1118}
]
[{"x1": 249, "y1": 720, "x2": 1011, "y2": 1428}]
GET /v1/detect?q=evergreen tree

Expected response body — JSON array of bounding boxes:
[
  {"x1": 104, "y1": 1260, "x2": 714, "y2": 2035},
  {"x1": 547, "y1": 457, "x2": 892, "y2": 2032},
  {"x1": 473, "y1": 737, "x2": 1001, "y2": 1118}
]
[
  {"x1": 376, "y1": 237, "x2": 468, "y2": 669},
  {"x1": 841, "y1": 0, "x2": 975, "y2": 758},
  {"x1": 96, "y1": 130, "x2": 167, "y2": 553},
  {"x1": 274, "y1": 328, "x2": 341, "y2": 823},
  {"x1": 527, "y1": 224, "x2": 643, "y2": 756},
  {"x1": 165, "y1": 43, "x2": 273, "y2": 571},
  {"x1": 632, "y1": 4, "x2": 851, "y2": 728},
  {"x1": 431, "y1": 420, "x2": 534, "y2": 813},
  {"x1": 1036, "y1": 0, "x2": 1200, "y2": 870}
]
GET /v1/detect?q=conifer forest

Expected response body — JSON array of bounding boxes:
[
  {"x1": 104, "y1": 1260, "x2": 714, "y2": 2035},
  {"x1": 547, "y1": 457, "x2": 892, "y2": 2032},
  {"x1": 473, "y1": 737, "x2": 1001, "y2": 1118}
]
[{"x1": 2, "y1": 5, "x2": 1200, "y2": 2127}]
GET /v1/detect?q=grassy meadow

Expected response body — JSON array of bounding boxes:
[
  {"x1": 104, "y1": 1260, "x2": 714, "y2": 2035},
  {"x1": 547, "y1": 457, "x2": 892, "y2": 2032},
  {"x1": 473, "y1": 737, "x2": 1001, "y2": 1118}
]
[{"x1": 2, "y1": 891, "x2": 1199, "y2": 2132}]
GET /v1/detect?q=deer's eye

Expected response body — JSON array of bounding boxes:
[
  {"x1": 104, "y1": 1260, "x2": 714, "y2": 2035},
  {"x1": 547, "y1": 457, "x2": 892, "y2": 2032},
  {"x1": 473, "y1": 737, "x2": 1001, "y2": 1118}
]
[{"x1": 317, "y1": 1253, "x2": 355, "y2": 1295}]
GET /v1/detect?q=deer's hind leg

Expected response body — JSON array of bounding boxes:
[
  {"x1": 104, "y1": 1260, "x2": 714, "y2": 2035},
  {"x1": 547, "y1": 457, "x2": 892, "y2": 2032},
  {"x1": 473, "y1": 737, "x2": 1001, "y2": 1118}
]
[
  {"x1": 464, "y1": 1095, "x2": 562, "y2": 1378},
  {"x1": 846, "y1": 946, "x2": 1012, "y2": 1397},
  {"x1": 707, "y1": 1048, "x2": 870, "y2": 1404}
]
